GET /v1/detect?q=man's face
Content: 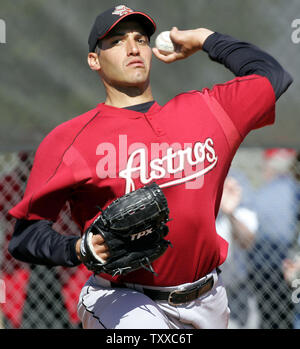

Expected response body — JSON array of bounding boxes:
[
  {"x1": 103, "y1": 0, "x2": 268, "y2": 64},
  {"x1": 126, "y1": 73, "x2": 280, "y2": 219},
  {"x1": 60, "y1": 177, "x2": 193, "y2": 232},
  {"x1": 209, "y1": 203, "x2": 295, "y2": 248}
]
[{"x1": 93, "y1": 20, "x2": 153, "y2": 89}]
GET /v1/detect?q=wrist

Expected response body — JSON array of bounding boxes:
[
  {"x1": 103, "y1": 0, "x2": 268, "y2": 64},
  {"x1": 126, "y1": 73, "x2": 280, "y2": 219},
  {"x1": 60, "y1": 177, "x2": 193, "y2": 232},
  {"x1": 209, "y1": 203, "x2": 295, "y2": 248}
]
[
  {"x1": 75, "y1": 237, "x2": 83, "y2": 262},
  {"x1": 195, "y1": 28, "x2": 215, "y2": 49}
]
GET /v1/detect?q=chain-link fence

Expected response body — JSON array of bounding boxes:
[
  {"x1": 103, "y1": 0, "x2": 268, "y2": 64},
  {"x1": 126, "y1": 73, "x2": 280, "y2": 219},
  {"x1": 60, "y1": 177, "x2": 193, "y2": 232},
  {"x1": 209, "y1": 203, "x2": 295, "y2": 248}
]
[
  {"x1": 0, "y1": 152, "x2": 92, "y2": 329},
  {"x1": 0, "y1": 148, "x2": 299, "y2": 329},
  {"x1": 219, "y1": 148, "x2": 300, "y2": 329}
]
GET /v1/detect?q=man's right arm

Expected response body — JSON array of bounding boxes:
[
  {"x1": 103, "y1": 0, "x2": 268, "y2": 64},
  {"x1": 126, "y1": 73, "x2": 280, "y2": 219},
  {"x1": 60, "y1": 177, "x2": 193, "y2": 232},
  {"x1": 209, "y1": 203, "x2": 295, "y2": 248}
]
[
  {"x1": 8, "y1": 219, "x2": 82, "y2": 267},
  {"x1": 8, "y1": 218, "x2": 109, "y2": 267}
]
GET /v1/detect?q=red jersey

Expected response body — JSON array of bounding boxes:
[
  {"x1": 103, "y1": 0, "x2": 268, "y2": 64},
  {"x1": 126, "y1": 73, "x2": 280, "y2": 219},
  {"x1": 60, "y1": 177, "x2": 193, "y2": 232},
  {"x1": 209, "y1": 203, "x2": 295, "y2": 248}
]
[{"x1": 9, "y1": 74, "x2": 275, "y2": 286}]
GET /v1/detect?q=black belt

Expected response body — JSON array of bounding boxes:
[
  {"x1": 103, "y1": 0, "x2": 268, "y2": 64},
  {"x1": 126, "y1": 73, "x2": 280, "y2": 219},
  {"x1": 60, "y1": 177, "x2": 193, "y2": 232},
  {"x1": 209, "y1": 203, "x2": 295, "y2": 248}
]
[{"x1": 112, "y1": 268, "x2": 221, "y2": 306}]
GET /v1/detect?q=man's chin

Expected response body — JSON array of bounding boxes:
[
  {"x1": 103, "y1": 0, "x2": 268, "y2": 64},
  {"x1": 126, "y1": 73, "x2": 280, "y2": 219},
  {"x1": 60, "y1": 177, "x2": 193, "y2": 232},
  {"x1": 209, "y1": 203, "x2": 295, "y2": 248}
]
[{"x1": 122, "y1": 77, "x2": 150, "y2": 90}]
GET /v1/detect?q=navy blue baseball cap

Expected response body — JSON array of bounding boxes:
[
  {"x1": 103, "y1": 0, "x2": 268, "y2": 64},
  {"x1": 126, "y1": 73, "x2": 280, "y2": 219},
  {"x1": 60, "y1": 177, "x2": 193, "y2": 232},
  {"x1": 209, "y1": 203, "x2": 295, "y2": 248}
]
[{"x1": 88, "y1": 5, "x2": 156, "y2": 52}]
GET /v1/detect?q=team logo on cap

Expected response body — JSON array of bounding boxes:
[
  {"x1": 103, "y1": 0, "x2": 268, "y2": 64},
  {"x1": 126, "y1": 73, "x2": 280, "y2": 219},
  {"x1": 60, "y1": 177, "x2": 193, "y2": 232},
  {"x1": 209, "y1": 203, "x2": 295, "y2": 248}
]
[{"x1": 112, "y1": 5, "x2": 134, "y2": 16}]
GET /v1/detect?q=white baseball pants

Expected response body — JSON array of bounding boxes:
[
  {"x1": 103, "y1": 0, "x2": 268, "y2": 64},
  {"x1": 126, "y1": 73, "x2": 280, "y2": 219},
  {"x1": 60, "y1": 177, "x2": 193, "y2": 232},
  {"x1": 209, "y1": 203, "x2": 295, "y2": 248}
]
[{"x1": 77, "y1": 269, "x2": 230, "y2": 329}]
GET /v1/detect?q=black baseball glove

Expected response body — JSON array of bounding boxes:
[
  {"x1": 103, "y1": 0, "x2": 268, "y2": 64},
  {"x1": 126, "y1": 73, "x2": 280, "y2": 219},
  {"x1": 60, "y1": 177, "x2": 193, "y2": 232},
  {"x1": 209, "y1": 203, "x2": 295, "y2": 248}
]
[{"x1": 79, "y1": 182, "x2": 171, "y2": 276}]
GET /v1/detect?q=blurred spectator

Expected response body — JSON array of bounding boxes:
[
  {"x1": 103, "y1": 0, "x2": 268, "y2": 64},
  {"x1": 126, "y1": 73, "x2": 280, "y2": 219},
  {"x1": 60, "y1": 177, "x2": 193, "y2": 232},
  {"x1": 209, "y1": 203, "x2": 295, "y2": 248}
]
[
  {"x1": 216, "y1": 172, "x2": 258, "y2": 328},
  {"x1": 249, "y1": 148, "x2": 298, "y2": 329}
]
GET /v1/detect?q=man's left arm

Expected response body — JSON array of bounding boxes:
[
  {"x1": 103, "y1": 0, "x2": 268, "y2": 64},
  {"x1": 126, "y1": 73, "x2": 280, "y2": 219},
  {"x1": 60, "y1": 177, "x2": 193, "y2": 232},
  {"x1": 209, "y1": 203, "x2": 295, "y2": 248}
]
[
  {"x1": 153, "y1": 27, "x2": 293, "y2": 100},
  {"x1": 202, "y1": 31, "x2": 293, "y2": 100}
]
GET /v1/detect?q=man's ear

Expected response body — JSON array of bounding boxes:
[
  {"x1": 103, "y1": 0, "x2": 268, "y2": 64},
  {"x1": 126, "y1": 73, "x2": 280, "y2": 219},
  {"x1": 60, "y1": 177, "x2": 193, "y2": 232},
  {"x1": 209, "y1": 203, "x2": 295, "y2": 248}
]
[{"x1": 87, "y1": 52, "x2": 101, "y2": 71}]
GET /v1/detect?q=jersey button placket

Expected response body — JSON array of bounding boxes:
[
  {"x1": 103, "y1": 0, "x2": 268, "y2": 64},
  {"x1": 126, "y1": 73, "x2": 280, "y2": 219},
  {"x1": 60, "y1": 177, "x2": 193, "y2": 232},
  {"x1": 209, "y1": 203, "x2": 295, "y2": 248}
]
[
  {"x1": 145, "y1": 114, "x2": 165, "y2": 136},
  {"x1": 156, "y1": 127, "x2": 164, "y2": 135}
]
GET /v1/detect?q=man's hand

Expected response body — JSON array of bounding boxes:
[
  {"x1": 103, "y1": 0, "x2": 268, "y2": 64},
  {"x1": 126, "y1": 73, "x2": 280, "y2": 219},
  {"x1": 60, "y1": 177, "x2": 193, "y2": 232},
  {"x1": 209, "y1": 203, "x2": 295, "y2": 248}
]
[
  {"x1": 76, "y1": 235, "x2": 110, "y2": 262},
  {"x1": 152, "y1": 27, "x2": 214, "y2": 63},
  {"x1": 77, "y1": 183, "x2": 170, "y2": 276}
]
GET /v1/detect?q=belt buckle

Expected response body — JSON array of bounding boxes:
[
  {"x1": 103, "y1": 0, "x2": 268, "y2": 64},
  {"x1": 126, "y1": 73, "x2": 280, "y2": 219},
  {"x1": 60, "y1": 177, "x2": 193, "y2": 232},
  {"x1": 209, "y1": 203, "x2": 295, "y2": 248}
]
[
  {"x1": 168, "y1": 289, "x2": 187, "y2": 306},
  {"x1": 167, "y1": 275, "x2": 213, "y2": 306}
]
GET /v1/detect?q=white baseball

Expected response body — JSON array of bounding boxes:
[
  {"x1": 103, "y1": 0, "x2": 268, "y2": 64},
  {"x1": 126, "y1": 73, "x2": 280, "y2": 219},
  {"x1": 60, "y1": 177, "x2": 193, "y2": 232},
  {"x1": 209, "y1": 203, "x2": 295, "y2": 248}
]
[{"x1": 155, "y1": 31, "x2": 175, "y2": 55}]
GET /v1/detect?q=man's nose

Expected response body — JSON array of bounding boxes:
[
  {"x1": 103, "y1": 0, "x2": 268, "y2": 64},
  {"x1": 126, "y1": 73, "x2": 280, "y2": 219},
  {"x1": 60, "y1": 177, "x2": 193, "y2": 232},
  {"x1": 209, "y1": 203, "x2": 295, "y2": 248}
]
[{"x1": 126, "y1": 38, "x2": 140, "y2": 56}]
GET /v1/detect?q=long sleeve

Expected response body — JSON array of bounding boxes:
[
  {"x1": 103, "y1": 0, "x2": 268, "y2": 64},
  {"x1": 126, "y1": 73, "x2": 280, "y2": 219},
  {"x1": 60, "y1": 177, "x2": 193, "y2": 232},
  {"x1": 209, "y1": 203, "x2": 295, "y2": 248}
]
[
  {"x1": 8, "y1": 219, "x2": 81, "y2": 267},
  {"x1": 202, "y1": 32, "x2": 293, "y2": 100}
]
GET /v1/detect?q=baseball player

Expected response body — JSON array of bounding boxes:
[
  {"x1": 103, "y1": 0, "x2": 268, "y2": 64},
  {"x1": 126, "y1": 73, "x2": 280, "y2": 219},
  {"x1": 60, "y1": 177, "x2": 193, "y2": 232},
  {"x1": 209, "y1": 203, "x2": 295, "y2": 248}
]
[{"x1": 8, "y1": 5, "x2": 293, "y2": 329}]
